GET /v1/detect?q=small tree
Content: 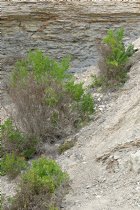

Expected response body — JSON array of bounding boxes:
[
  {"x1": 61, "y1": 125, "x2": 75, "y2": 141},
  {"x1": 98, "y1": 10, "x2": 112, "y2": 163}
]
[{"x1": 98, "y1": 28, "x2": 135, "y2": 87}]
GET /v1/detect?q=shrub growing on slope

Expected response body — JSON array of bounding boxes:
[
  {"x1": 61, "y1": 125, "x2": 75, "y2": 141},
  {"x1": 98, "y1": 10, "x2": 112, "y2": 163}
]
[
  {"x1": 9, "y1": 157, "x2": 69, "y2": 210},
  {"x1": 0, "y1": 118, "x2": 39, "y2": 159},
  {"x1": 96, "y1": 28, "x2": 135, "y2": 88},
  {"x1": 0, "y1": 153, "x2": 27, "y2": 179},
  {"x1": 8, "y1": 50, "x2": 94, "y2": 142}
]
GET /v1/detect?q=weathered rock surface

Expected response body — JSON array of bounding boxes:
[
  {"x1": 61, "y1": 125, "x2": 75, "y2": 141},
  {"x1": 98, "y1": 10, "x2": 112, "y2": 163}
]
[
  {"x1": 1, "y1": 0, "x2": 140, "y2": 75},
  {"x1": 58, "y1": 38, "x2": 140, "y2": 209}
]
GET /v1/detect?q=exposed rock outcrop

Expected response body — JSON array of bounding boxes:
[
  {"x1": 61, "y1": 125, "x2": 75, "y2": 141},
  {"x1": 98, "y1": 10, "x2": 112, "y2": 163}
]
[{"x1": 1, "y1": 0, "x2": 140, "y2": 75}]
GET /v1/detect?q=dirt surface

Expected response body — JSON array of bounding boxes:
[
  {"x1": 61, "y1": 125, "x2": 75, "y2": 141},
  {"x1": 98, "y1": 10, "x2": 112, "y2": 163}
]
[{"x1": 57, "y1": 39, "x2": 140, "y2": 210}]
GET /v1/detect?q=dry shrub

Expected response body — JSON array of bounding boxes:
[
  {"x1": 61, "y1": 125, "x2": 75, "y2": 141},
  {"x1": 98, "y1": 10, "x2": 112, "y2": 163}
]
[
  {"x1": 9, "y1": 181, "x2": 68, "y2": 210},
  {"x1": 98, "y1": 44, "x2": 112, "y2": 79},
  {"x1": 8, "y1": 50, "x2": 94, "y2": 143},
  {"x1": 9, "y1": 74, "x2": 79, "y2": 142}
]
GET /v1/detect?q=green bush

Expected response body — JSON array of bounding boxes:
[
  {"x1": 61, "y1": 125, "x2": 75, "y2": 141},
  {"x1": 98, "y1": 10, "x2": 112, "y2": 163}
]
[
  {"x1": 0, "y1": 153, "x2": 27, "y2": 179},
  {"x1": 9, "y1": 157, "x2": 69, "y2": 210},
  {"x1": 80, "y1": 94, "x2": 94, "y2": 115},
  {"x1": 98, "y1": 28, "x2": 135, "y2": 87},
  {"x1": 1, "y1": 119, "x2": 39, "y2": 159},
  {"x1": 8, "y1": 50, "x2": 94, "y2": 141},
  {"x1": 65, "y1": 81, "x2": 84, "y2": 101},
  {"x1": 22, "y1": 157, "x2": 68, "y2": 193}
]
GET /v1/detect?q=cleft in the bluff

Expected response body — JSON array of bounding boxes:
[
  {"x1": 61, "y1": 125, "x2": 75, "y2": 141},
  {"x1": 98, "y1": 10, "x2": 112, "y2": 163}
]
[{"x1": 0, "y1": 1, "x2": 140, "y2": 209}]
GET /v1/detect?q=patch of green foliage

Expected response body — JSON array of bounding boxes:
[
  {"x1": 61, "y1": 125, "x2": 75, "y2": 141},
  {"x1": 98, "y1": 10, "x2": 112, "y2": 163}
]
[
  {"x1": 91, "y1": 75, "x2": 106, "y2": 88},
  {"x1": 9, "y1": 50, "x2": 94, "y2": 141},
  {"x1": 97, "y1": 28, "x2": 135, "y2": 89},
  {"x1": 22, "y1": 157, "x2": 68, "y2": 193},
  {"x1": 10, "y1": 50, "x2": 71, "y2": 86},
  {"x1": 49, "y1": 207, "x2": 58, "y2": 210},
  {"x1": 65, "y1": 81, "x2": 84, "y2": 101},
  {"x1": 1, "y1": 118, "x2": 38, "y2": 159},
  {"x1": 0, "y1": 153, "x2": 27, "y2": 179},
  {"x1": 80, "y1": 94, "x2": 94, "y2": 115},
  {"x1": 103, "y1": 28, "x2": 134, "y2": 69},
  {"x1": 9, "y1": 157, "x2": 69, "y2": 210}
]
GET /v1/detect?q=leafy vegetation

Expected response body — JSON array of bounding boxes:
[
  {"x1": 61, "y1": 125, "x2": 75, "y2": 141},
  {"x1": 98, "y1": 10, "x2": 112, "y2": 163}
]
[
  {"x1": 1, "y1": 118, "x2": 39, "y2": 159},
  {"x1": 22, "y1": 157, "x2": 68, "y2": 193},
  {"x1": 1, "y1": 51, "x2": 94, "y2": 209},
  {"x1": 0, "y1": 153, "x2": 27, "y2": 179},
  {"x1": 97, "y1": 28, "x2": 135, "y2": 89},
  {"x1": 8, "y1": 157, "x2": 69, "y2": 210},
  {"x1": 8, "y1": 50, "x2": 94, "y2": 142}
]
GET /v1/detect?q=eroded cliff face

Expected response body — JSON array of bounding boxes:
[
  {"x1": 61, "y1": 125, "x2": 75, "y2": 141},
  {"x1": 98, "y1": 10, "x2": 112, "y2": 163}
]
[{"x1": 1, "y1": 0, "x2": 140, "y2": 75}]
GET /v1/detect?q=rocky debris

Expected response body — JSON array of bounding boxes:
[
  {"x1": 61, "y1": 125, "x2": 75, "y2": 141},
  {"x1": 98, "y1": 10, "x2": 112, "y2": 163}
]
[
  {"x1": 130, "y1": 150, "x2": 140, "y2": 174},
  {"x1": 57, "y1": 39, "x2": 140, "y2": 210},
  {"x1": 1, "y1": 176, "x2": 17, "y2": 208},
  {"x1": 74, "y1": 65, "x2": 100, "y2": 87},
  {"x1": 97, "y1": 139, "x2": 140, "y2": 174}
]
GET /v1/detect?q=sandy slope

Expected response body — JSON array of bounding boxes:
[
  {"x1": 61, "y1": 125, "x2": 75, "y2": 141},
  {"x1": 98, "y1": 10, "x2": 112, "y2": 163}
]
[{"x1": 58, "y1": 39, "x2": 140, "y2": 210}]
